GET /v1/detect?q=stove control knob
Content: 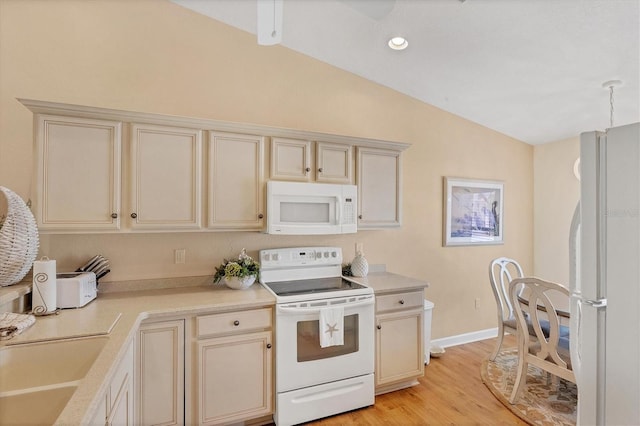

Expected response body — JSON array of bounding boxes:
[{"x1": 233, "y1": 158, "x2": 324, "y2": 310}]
[
  {"x1": 331, "y1": 251, "x2": 337, "y2": 258},
  {"x1": 272, "y1": 253, "x2": 280, "y2": 261},
  {"x1": 262, "y1": 253, "x2": 270, "y2": 261},
  {"x1": 324, "y1": 252, "x2": 329, "y2": 258}
]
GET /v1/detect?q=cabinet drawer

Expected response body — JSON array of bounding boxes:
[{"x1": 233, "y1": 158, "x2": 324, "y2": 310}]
[
  {"x1": 376, "y1": 290, "x2": 424, "y2": 313},
  {"x1": 197, "y1": 308, "x2": 272, "y2": 337}
]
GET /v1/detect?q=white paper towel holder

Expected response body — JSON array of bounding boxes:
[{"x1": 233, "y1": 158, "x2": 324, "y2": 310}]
[{"x1": 32, "y1": 256, "x2": 60, "y2": 316}]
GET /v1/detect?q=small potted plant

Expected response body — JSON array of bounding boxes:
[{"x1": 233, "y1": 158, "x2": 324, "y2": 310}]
[{"x1": 213, "y1": 248, "x2": 260, "y2": 290}]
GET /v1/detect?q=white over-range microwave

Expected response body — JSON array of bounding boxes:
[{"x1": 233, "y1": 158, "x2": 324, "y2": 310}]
[{"x1": 266, "y1": 181, "x2": 357, "y2": 235}]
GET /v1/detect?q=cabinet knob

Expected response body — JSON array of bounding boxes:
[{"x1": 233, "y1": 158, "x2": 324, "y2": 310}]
[
  {"x1": 305, "y1": 167, "x2": 311, "y2": 173},
  {"x1": 258, "y1": 213, "x2": 264, "y2": 219},
  {"x1": 131, "y1": 213, "x2": 137, "y2": 219},
  {"x1": 358, "y1": 215, "x2": 363, "y2": 220},
  {"x1": 377, "y1": 325, "x2": 381, "y2": 330},
  {"x1": 111, "y1": 213, "x2": 118, "y2": 219},
  {"x1": 233, "y1": 320, "x2": 240, "y2": 326},
  {"x1": 399, "y1": 299, "x2": 405, "y2": 305},
  {"x1": 266, "y1": 343, "x2": 272, "y2": 349},
  {"x1": 318, "y1": 167, "x2": 323, "y2": 173}
]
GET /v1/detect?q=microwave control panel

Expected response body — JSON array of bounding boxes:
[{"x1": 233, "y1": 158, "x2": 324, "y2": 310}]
[{"x1": 343, "y1": 197, "x2": 355, "y2": 224}]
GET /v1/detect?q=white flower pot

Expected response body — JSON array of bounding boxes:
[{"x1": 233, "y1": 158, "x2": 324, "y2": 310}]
[{"x1": 224, "y1": 275, "x2": 256, "y2": 290}]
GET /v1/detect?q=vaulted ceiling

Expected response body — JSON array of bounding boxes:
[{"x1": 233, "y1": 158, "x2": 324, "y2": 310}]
[{"x1": 173, "y1": 0, "x2": 639, "y2": 145}]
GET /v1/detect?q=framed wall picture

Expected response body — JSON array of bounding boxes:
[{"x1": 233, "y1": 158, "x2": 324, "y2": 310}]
[{"x1": 443, "y1": 177, "x2": 504, "y2": 246}]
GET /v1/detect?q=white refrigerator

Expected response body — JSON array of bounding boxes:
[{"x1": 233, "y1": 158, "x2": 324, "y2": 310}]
[{"x1": 570, "y1": 122, "x2": 640, "y2": 425}]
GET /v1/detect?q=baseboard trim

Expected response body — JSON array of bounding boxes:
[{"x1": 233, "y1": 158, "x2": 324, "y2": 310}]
[{"x1": 431, "y1": 328, "x2": 498, "y2": 349}]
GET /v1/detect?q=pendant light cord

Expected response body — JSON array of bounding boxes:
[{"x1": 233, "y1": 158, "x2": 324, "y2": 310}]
[{"x1": 609, "y1": 85, "x2": 615, "y2": 129}]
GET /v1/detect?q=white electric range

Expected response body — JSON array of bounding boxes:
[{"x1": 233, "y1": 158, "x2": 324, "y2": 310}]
[{"x1": 259, "y1": 247, "x2": 375, "y2": 426}]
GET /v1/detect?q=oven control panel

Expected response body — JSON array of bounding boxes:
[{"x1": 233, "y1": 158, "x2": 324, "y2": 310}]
[{"x1": 260, "y1": 247, "x2": 342, "y2": 269}]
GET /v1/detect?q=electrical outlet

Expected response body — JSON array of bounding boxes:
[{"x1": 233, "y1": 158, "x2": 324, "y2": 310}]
[
  {"x1": 475, "y1": 298, "x2": 480, "y2": 309},
  {"x1": 174, "y1": 249, "x2": 186, "y2": 264}
]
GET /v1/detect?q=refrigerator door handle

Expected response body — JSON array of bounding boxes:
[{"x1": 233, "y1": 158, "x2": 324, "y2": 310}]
[{"x1": 583, "y1": 298, "x2": 608, "y2": 308}]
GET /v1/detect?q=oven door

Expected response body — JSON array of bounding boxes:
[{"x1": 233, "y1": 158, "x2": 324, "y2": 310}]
[{"x1": 275, "y1": 294, "x2": 375, "y2": 393}]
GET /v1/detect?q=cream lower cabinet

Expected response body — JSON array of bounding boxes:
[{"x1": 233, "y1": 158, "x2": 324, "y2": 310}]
[
  {"x1": 194, "y1": 308, "x2": 273, "y2": 425},
  {"x1": 375, "y1": 289, "x2": 424, "y2": 394},
  {"x1": 356, "y1": 147, "x2": 402, "y2": 229},
  {"x1": 137, "y1": 319, "x2": 185, "y2": 425},
  {"x1": 88, "y1": 339, "x2": 134, "y2": 425}
]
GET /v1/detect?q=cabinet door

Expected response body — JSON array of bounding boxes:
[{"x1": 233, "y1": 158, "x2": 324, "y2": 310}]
[
  {"x1": 357, "y1": 147, "x2": 402, "y2": 229},
  {"x1": 107, "y1": 376, "x2": 132, "y2": 426},
  {"x1": 208, "y1": 132, "x2": 265, "y2": 230},
  {"x1": 375, "y1": 310, "x2": 424, "y2": 388},
  {"x1": 33, "y1": 114, "x2": 122, "y2": 232},
  {"x1": 107, "y1": 340, "x2": 134, "y2": 426},
  {"x1": 130, "y1": 124, "x2": 202, "y2": 230},
  {"x1": 270, "y1": 137, "x2": 312, "y2": 181},
  {"x1": 197, "y1": 331, "x2": 273, "y2": 425},
  {"x1": 316, "y1": 142, "x2": 353, "y2": 184},
  {"x1": 137, "y1": 320, "x2": 185, "y2": 426}
]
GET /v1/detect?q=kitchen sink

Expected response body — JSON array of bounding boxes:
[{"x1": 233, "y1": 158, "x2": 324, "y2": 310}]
[
  {"x1": 0, "y1": 336, "x2": 108, "y2": 424},
  {"x1": 0, "y1": 386, "x2": 78, "y2": 425}
]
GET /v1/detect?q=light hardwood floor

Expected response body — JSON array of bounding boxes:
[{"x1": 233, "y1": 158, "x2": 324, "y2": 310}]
[{"x1": 307, "y1": 336, "x2": 527, "y2": 425}]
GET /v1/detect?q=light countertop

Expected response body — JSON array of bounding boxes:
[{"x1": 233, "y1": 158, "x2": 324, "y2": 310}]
[
  {"x1": 347, "y1": 271, "x2": 429, "y2": 294},
  {"x1": 1, "y1": 271, "x2": 428, "y2": 424}
]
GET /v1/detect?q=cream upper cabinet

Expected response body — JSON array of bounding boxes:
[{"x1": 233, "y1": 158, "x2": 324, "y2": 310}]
[
  {"x1": 207, "y1": 132, "x2": 265, "y2": 230},
  {"x1": 195, "y1": 308, "x2": 273, "y2": 425},
  {"x1": 375, "y1": 289, "x2": 424, "y2": 394},
  {"x1": 33, "y1": 114, "x2": 122, "y2": 232},
  {"x1": 357, "y1": 147, "x2": 402, "y2": 229},
  {"x1": 129, "y1": 124, "x2": 202, "y2": 230},
  {"x1": 316, "y1": 141, "x2": 353, "y2": 183},
  {"x1": 137, "y1": 319, "x2": 185, "y2": 426},
  {"x1": 270, "y1": 137, "x2": 352, "y2": 183}
]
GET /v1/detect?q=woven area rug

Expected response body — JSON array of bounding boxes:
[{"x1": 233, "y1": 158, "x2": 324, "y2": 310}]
[{"x1": 481, "y1": 349, "x2": 577, "y2": 426}]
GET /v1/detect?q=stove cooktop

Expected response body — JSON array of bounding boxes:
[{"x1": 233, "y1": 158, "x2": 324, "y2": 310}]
[{"x1": 263, "y1": 277, "x2": 368, "y2": 297}]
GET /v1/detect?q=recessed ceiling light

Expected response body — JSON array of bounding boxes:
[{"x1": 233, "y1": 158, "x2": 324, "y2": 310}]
[{"x1": 388, "y1": 36, "x2": 408, "y2": 51}]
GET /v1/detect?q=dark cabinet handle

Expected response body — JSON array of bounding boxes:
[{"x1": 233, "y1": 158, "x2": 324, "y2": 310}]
[
  {"x1": 131, "y1": 213, "x2": 137, "y2": 219},
  {"x1": 233, "y1": 320, "x2": 240, "y2": 326},
  {"x1": 377, "y1": 325, "x2": 381, "y2": 330},
  {"x1": 305, "y1": 167, "x2": 311, "y2": 173},
  {"x1": 266, "y1": 343, "x2": 272, "y2": 349},
  {"x1": 399, "y1": 300, "x2": 405, "y2": 305},
  {"x1": 358, "y1": 215, "x2": 363, "y2": 219},
  {"x1": 318, "y1": 168, "x2": 323, "y2": 173},
  {"x1": 111, "y1": 213, "x2": 118, "y2": 219},
  {"x1": 258, "y1": 213, "x2": 264, "y2": 219}
]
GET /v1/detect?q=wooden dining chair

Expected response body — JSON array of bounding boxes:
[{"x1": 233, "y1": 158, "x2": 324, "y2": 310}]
[
  {"x1": 488, "y1": 257, "x2": 525, "y2": 360},
  {"x1": 507, "y1": 277, "x2": 574, "y2": 404}
]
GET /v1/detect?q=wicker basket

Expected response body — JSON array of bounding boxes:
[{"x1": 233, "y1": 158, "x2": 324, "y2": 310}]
[{"x1": 0, "y1": 187, "x2": 39, "y2": 287}]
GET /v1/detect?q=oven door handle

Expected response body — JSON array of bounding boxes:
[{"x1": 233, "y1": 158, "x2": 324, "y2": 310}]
[{"x1": 277, "y1": 298, "x2": 374, "y2": 314}]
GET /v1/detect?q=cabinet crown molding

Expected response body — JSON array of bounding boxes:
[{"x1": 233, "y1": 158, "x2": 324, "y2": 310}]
[{"x1": 18, "y1": 98, "x2": 411, "y2": 152}]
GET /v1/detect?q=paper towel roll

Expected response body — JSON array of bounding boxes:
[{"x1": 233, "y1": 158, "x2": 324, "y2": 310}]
[{"x1": 32, "y1": 257, "x2": 56, "y2": 315}]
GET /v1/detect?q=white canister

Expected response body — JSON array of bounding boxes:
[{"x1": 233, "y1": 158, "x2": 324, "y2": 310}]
[
  {"x1": 350, "y1": 243, "x2": 369, "y2": 277},
  {"x1": 32, "y1": 257, "x2": 56, "y2": 315}
]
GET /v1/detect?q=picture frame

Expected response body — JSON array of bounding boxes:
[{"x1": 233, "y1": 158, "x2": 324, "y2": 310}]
[{"x1": 443, "y1": 177, "x2": 504, "y2": 246}]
